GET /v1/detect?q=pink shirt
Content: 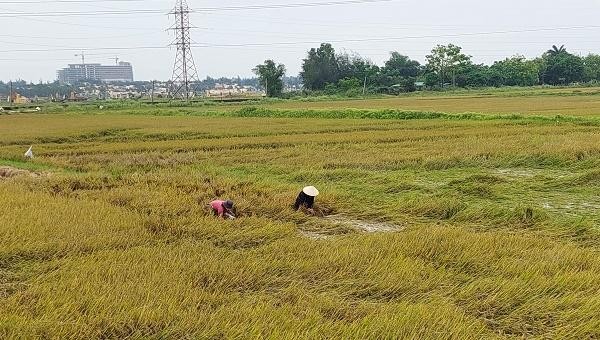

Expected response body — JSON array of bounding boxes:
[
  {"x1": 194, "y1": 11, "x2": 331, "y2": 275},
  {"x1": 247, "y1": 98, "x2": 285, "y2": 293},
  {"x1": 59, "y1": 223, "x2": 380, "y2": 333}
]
[{"x1": 210, "y1": 200, "x2": 226, "y2": 217}]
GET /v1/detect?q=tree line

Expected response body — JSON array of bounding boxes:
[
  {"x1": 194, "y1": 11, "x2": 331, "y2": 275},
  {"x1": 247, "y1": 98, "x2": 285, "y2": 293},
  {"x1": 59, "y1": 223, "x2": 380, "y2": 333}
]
[
  {"x1": 3, "y1": 43, "x2": 598, "y2": 100},
  {"x1": 254, "y1": 43, "x2": 600, "y2": 97}
]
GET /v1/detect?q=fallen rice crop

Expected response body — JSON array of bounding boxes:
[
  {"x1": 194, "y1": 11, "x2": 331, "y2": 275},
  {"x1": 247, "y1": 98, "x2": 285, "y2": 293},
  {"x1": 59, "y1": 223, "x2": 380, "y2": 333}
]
[{"x1": 2, "y1": 93, "x2": 600, "y2": 338}]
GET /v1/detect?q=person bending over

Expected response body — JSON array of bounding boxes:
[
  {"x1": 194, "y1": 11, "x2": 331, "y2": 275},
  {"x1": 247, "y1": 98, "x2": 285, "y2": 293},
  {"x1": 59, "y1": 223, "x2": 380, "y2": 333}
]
[
  {"x1": 294, "y1": 186, "x2": 319, "y2": 215},
  {"x1": 209, "y1": 199, "x2": 236, "y2": 219}
]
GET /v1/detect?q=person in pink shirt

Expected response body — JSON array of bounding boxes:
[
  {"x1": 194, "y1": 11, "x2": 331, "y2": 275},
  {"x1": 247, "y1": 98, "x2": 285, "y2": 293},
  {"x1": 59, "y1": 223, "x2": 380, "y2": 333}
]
[{"x1": 209, "y1": 199, "x2": 235, "y2": 219}]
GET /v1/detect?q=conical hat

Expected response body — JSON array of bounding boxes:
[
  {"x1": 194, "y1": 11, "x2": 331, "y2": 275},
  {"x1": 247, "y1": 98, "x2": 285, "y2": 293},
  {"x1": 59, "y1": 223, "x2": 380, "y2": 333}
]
[{"x1": 303, "y1": 186, "x2": 319, "y2": 197}]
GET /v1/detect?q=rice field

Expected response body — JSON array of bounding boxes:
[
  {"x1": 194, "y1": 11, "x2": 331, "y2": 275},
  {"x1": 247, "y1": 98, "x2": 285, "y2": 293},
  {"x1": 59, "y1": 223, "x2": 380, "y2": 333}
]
[
  {"x1": 268, "y1": 87, "x2": 600, "y2": 116},
  {"x1": 2, "y1": 92, "x2": 600, "y2": 338}
]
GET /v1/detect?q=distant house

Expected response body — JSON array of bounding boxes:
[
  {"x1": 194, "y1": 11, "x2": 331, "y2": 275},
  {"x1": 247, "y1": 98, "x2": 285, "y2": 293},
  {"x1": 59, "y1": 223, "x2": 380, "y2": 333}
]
[
  {"x1": 152, "y1": 87, "x2": 169, "y2": 98},
  {"x1": 205, "y1": 83, "x2": 262, "y2": 97},
  {"x1": 108, "y1": 90, "x2": 139, "y2": 100},
  {"x1": 9, "y1": 92, "x2": 30, "y2": 104}
]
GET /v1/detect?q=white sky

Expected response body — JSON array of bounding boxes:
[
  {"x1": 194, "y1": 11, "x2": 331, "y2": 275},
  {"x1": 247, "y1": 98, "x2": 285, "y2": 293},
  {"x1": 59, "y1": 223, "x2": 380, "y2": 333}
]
[{"x1": 1, "y1": 0, "x2": 599, "y2": 82}]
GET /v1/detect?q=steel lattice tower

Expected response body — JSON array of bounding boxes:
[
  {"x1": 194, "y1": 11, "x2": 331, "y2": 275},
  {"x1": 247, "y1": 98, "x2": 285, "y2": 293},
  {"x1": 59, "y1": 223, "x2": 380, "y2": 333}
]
[{"x1": 169, "y1": 0, "x2": 199, "y2": 100}]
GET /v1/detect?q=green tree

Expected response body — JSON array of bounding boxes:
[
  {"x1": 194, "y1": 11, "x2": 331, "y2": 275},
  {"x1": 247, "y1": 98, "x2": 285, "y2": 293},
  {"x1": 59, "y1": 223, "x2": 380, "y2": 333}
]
[
  {"x1": 300, "y1": 43, "x2": 339, "y2": 90},
  {"x1": 455, "y1": 63, "x2": 490, "y2": 88},
  {"x1": 424, "y1": 72, "x2": 439, "y2": 88},
  {"x1": 583, "y1": 54, "x2": 600, "y2": 82},
  {"x1": 336, "y1": 78, "x2": 362, "y2": 90},
  {"x1": 425, "y1": 44, "x2": 471, "y2": 87},
  {"x1": 253, "y1": 60, "x2": 286, "y2": 97},
  {"x1": 336, "y1": 53, "x2": 379, "y2": 92},
  {"x1": 540, "y1": 45, "x2": 584, "y2": 85},
  {"x1": 489, "y1": 56, "x2": 539, "y2": 86},
  {"x1": 335, "y1": 52, "x2": 354, "y2": 80},
  {"x1": 383, "y1": 52, "x2": 421, "y2": 78},
  {"x1": 547, "y1": 45, "x2": 567, "y2": 56},
  {"x1": 532, "y1": 57, "x2": 547, "y2": 85},
  {"x1": 301, "y1": 46, "x2": 379, "y2": 93},
  {"x1": 378, "y1": 52, "x2": 421, "y2": 92}
]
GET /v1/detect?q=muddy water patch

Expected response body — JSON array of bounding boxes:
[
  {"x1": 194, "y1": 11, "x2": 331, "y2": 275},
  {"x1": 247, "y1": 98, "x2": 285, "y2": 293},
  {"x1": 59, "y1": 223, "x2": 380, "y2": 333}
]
[
  {"x1": 493, "y1": 168, "x2": 572, "y2": 179},
  {"x1": 298, "y1": 215, "x2": 405, "y2": 240},
  {"x1": 541, "y1": 198, "x2": 600, "y2": 217},
  {"x1": 325, "y1": 214, "x2": 406, "y2": 233}
]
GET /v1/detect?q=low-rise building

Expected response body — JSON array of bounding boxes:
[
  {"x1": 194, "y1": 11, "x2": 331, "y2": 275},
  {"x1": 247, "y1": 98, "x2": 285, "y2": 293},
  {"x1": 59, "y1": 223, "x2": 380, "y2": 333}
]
[
  {"x1": 205, "y1": 83, "x2": 262, "y2": 97},
  {"x1": 8, "y1": 92, "x2": 30, "y2": 104}
]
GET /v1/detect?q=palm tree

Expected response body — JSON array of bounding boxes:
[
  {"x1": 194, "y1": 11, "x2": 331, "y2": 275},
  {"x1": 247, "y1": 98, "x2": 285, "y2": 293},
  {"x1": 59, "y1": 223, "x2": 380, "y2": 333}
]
[{"x1": 547, "y1": 45, "x2": 566, "y2": 56}]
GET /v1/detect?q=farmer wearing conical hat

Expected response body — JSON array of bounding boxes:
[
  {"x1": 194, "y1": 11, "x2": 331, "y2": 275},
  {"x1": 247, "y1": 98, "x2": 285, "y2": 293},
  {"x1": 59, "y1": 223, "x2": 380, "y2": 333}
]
[{"x1": 294, "y1": 186, "x2": 319, "y2": 215}]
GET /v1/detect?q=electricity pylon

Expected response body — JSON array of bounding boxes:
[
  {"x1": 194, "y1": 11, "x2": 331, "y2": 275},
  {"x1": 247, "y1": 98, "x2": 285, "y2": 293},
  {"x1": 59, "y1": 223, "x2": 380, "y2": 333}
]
[{"x1": 169, "y1": 0, "x2": 200, "y2": 101}]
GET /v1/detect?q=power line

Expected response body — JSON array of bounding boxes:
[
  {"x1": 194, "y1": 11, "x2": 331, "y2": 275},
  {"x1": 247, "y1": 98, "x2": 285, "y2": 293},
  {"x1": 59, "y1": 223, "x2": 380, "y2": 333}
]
[
  {"x1": 0, "y1": 9, "x2": 165, "y2": 17},
  {"x1": 0, "y1": 5, "x2": 163, "y2": 30},
  {"x1": 0, "y1": 25, "x2": 599, "y2": 54},
  {"x1": 0, "y1": 57, "x2": 76, "y2": 61},
  {"x1": 191, "y1": 25, "x2": 600, "y2": 48},
  {"x1": 0, "y1": 0, "x2": 395, "y2": 17},
  {"x1": 0, "y1": 46, "x2": 167, "y2": 53},
  {"x1": 0, "y1": 0, "x2": 145, "y2": 3},
  {"x1": 192, "y1": 0, "x2": 395, "y2": 12},
  {"x1": 195, "y1": 26, "x2": 600, "y2": 42},
  {"x1": 0, "y1": 31, "x2": 162, "y2": 40},
  {"x1": 189, "y1": 25, "x2": 600, "y2": 48},
  {"x1": 2, "y1": 20, "x2": 596, "y2": 43},
  {"x1": 203, "y1": 12, "x2": 534, "y2": 30}
]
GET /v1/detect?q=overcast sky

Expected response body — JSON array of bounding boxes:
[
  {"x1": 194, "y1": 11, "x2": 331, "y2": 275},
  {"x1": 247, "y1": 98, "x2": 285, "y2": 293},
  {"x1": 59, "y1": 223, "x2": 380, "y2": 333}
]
[{"x1": 1, "y1": 0, "x2": 599, "y2": 82}]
